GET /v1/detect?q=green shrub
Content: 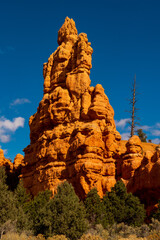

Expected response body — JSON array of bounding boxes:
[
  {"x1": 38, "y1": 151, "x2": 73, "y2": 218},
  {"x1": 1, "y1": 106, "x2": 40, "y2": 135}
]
[
  {"x1": 79, "y1": 233, "x2": 103, "y2": 240},
  {"x1": 84, "y1": 188, "x2": 113, "y2": 228},
  {"x1": 48, "y1": 181, "x2": 87, "y2": 240},
  {"x1": 24, "y1": 190, "x2": 53, "y2": 237},
  {"x1": 103, "y1": 180, "x2": 146, "y2": 226},
  {"x1": 47, "y1": 235, "x2": 67, "y2": 240}
]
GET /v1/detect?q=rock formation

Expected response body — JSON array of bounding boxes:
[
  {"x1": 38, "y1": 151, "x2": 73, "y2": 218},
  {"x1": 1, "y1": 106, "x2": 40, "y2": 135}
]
[
  {"x1": 126, "y1": 143, "x2": 160, "y2": 213},
  {"x1": 0, "y1": 149, "x2": 24, "y2": 190},
  {"x1": 21, "y1": 17, "x2": 121, "y2": 198},
  {"x1": 16, "y1": 17, "x2": 160, "y2": 212},
  {"x1": 0, "y1": 149, "x2": 13, "y2": 171},
  {"x1": 115, "y1": 138, "x2": 160, "y2": 213}
]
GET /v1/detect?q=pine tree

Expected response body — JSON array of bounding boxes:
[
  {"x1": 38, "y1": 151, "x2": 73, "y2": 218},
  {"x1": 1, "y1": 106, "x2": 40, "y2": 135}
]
[
  {"x1": 84, "y1": 188, "x2": 111, "y2": 228},
  {"x1": 103, "y1": 180, "x2": 146, "y2": 226},
  {"x1": 49, "y1": 181, "x2": 87, "y2": 240},
  {"x1": 125, "y1": 192, "x2": 146, "y2": 226},
  {"x1": 25, "y1": 190, "x2": 53, "y2": 236},
  {"x1": 0, "y1": 167, "x2": 17, "y2": 226},
  {"x1": 136, "y1": 129, "x2": 147, "y2": 142},
  {"x1": 0, "y1": 167, "x2": 18, "y2": 237},
  {"x1": 14, "y1": 180, "x2": 31, "y2": 232}
]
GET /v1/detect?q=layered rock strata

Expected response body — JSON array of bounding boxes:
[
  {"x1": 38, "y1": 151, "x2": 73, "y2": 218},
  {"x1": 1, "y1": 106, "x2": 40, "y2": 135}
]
[{"x1": 21, "y1": 17, "x2": 121, "y2": 198}]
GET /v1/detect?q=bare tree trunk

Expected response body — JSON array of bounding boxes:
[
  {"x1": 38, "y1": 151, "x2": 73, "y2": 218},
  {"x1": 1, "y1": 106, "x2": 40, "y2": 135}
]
[{"x1": 131, "y1": 75, "x2": 136, "y2": 137}]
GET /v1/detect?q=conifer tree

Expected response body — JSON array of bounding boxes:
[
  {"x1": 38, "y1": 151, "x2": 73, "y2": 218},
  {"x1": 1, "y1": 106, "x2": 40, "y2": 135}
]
[
  {"x1": 25, "y1": 190, "x2": 53, "y2": 236},
  {"x1": 84, "y1": 188, "x2": 111, "y2": 228},
  {"x1": 49, "y1": 181, "x2": 87, "y2": 240},
  {"x1": 0, "y1": 167, "x2": 17, "y2": 226},
  {"x1": 14, "y1": 180, "x2": 31, "y2": 232},
  {"x1": 103, "y1": 180, "x2": 146, "y2": 226},
  {"x1": 136, "y1": 129, "x2": 147, "y2": 142}
]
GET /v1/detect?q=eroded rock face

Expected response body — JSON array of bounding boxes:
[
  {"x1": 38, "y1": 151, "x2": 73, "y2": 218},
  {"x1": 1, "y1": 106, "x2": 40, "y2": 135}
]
[
  {"x1": 119, "y1": 138, "x2": 160, "y2": 213},
  {"x1": 21, "y1": 17, "x2": 121, "y2": 198},
  {"x1": 121, "y1": 136, "x2": 143, "y2": 180},
  {"x1": 0, "y1": 149, "x2": 13, "y2": 171},
  {"x1": 20, "y1": 17, "x2": 160, "y2": 213}
]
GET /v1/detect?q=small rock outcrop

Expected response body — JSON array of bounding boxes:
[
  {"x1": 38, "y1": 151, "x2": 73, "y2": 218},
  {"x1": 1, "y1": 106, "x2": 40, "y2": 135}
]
[
  {"x1": 126, "y1": 143, "x2": 160, "y2": 213},
  {"x1": 0, "y1": 149, "x2": 13, "y2": 171},
  {"x1": 0, "y1": 149, "x2": 24, "y2": 190},
  {"x1": 21, "y1": 17, "x2": 121, "y2": 198}
]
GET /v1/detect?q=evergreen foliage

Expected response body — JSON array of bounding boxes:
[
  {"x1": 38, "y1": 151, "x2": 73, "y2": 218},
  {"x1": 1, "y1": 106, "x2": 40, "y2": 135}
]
[
  {"x1": 136, "y1": 129, "x2": 147, "y2": 142},
  {"x1": 0, "y1": 167, "x2": 147, "y2": 238},
  {"x1": 152, "y1": 200, "x2": 160, "y2": 221},
  {"x1": 0, "y1": 167, "x2": 17, "y2": 226},
  {"x1": 103, "y1": 180, "x2": 146, "y2": 226},
  {"x1": 25, "y1": 190, "x2": 53, "y2": 236},
  {"x1": 48, "y1": 181, "x2": 87, "y2": 240},
  {"x1": 84, "y1": 188, "x2": 112, "y2": 228}
]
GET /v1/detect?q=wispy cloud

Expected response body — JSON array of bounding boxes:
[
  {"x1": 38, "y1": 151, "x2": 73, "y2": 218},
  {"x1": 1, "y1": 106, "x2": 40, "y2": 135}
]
[
  {"x1": 152, "y1": 138, "x2": 160, "y2": 144},
  {"x1": 0, "y1": 130, "x2": 10, "y2": 143},
  {"x1": 121, "y1": 132, "x2": 130, "y2": 140},
  {"x1": 138, "y1": 125, "x2": 151, "y2": 131},
  {"x1": 115, "y1": 118, "x2": 130, "y2": 129},
  {"x1": 115, "y1": 118, "x2": 160, "y2": 143},
  {"x1": 0, "y1": 145, "x2": 8, "y2": 155},
  {"x1": 0, "y1": 117, "x2": 25, "y2": 143},
  {"x1": 156, "y1": 123, "x2": 160, "y2": 128},
  {"x1": 10, "y1": 98, "x2": 31, "y2": 106},
  {"x1": 152, "y1": 130, "x2": 160, "y2": 137}
]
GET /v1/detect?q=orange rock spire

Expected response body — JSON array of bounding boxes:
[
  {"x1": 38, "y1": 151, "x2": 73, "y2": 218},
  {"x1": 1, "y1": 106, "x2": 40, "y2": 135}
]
[{"x1": 22, "y1": 17, "x2": 121, "y2": 198}]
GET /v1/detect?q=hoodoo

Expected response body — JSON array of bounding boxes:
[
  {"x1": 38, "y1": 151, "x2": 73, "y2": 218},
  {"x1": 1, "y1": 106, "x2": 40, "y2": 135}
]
[
  {"x1": 19, "y1": 18, "x2": 160, "y2": 213},
  {"x1": 21, "y1": 17, "x2": 121, "y2": 198}
]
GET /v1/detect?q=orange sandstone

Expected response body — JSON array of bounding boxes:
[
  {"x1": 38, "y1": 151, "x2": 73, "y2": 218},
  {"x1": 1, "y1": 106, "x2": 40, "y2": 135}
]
[
  {"x1": 18, "y1": 18, "x2": 160, "y2": 213},
  {"x1": 21, "y1": 17, "x2": 121, "y2": 198}
]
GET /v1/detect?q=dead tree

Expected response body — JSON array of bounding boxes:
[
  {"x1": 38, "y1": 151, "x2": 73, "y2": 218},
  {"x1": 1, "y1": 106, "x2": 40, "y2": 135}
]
[{"x1": 128, "y1": 74, "x2": 140, "y2": 137}]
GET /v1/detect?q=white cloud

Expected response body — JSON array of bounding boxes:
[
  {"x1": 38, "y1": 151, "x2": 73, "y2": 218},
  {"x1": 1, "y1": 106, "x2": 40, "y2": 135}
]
[
  {"x1": 152, "y1": 138, "x2": 160, "y2": 144},
  {"x1": 0, "y1": 130, "x2": 10, "y2": 143},
  {"x1": 156, "y1": 123, "x2": 160, "y2": 128},
  {"x1": 3, "y1": 149, "x2": 8, "y2": 155},
  {"x1": 152, "y1": 130, "x2": 160, "y2": 137},
  {"x1": 115, "y1": 118, "x2": 130, "y2": 129},
  {"x1": 121, "y1": 132, "x2": 130, "y2": 140},
  {"x1": 0, "y1": 117, "x2": 25, "y2": 132},
  {"x1": 138, "y1": 125, "x2": 151, "y2": 131},
  {"x1": 10, "y1": 98, "x2": 31, "y2": 106},
  {"x1": 0, "y1": 117, "x2": 25, "y2": 143},
  {"x1": 0, "y1": 145, "x2": 8, "y2": 155}
]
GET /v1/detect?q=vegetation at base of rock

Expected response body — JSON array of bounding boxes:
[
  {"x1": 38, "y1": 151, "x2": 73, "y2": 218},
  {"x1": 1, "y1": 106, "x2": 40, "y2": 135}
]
[
  {"x1": 1, "y1": 166, "x2": 160, "y2": 239},
  {"x1": 136, "y1": 129, "x2": 147, "y2": 142},
  {"x1": 84, "y1": 180, "x2": 145, "y2": 228},
  {"x1": 151, "y1": 200, "x2": 160, "y2": 221},
  {"x1": 47, "y1": 182, "x2": 87, "y2": 239},
  {"x1": 84, "y1": 188, "x2": 114, "y2": 228},
  {"x1": 2, "y1": 220, "x2": 160, "y2": 239}
]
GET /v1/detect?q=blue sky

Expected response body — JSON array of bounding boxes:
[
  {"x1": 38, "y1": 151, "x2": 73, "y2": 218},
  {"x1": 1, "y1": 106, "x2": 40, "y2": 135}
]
[{"x1": 0, "y1": 0, "x2": 160, "y2": 160}]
